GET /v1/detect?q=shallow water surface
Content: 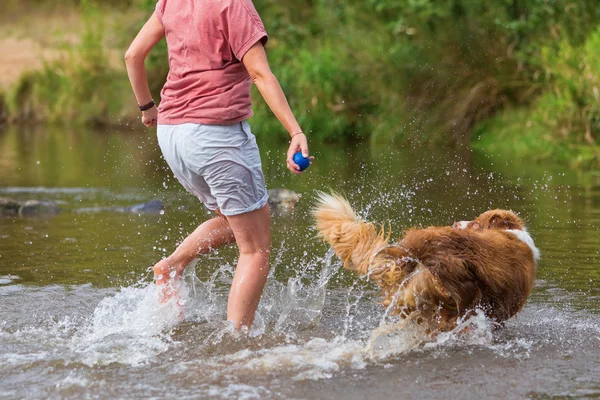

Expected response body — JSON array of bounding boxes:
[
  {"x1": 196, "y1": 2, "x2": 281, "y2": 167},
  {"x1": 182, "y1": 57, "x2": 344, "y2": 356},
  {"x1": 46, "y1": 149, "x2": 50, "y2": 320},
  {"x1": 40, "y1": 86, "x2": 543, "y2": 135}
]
[{"x1": 1, "y1": 126, "x2": 599, "y2": 399}]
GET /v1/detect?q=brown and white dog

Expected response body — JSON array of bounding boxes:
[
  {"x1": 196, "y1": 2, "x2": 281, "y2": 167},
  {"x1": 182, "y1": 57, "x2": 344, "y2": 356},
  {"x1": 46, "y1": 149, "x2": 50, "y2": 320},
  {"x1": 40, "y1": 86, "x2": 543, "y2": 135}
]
[{"x1": 313, "y1": 192, "x2": 539, "y2": 332}]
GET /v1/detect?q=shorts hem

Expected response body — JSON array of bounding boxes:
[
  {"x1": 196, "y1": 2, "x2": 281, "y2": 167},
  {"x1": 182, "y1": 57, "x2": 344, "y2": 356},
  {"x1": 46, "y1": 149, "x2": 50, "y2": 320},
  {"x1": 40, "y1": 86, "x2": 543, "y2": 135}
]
[
  {"x1": 202, "y1": 202, "x2": 219, "y2": 213},
  {"x1": 219, "y1": 193, "x2": 269, "y2": 217}
]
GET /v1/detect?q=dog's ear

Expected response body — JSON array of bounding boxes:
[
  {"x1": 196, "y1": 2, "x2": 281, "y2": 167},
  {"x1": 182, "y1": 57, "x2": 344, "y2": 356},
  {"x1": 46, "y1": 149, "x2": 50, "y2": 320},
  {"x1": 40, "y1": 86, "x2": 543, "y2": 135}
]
[
  {"x1": 475, "y1": 210, "x2": 523, "y2": 230},
  {"x1": 488, "y1": 212, "x2": 522, "y2": 230},
  {"x1": 488, "y1": 214, "x2": 506, "y2": 229}
]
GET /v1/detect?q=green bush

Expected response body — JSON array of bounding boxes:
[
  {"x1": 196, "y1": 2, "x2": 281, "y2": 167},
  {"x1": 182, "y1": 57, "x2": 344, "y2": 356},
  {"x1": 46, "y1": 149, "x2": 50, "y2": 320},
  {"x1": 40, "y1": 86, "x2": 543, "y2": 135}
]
[
  {"x1": 4, "y1": 0, "x2": 132, "y2": 12},
  {"x1": 533, "y1": 27, "x2": 600, "y2": 145},
  {"x1": 8, "y1": 1, "x2": 133, "y2": 125},
  {"x1": 362, "y1": 0, "x2": 600, "y2": 143},
  {"x1": 248, "y1": 0, "x2": 599, "y2": 144},
  {"x1": 472, "y1": 109, "x2": 600, "y2": 169},
  {"x1": 0, "y1": 92, "x2": 8, "y2": 125},
  {"x1": 252, "y1": 40, "x2": 372, "y2": 142}
]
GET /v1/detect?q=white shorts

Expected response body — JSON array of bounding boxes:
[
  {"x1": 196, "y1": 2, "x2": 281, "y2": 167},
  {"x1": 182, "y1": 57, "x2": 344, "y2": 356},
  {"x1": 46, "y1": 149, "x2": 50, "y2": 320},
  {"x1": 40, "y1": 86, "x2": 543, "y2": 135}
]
[{"x1": 157, "y1": 121, "x2": 268, "y2": 216}]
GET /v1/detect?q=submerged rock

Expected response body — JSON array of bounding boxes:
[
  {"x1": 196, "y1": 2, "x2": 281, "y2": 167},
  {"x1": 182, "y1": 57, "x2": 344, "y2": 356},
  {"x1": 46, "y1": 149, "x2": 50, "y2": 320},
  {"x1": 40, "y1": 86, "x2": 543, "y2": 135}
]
[
  {"x1": 268, "y1": 189, "x2": 300, "y2": 215},
  {"x1": 0, "y1": 198, "x2": 21, "y2": 216},
  {"x1": 76, "y1": 199, "x2": 165, "y2": 215},
  {"x1": 114, "y1": 200, "x2": 165, "y2": 214},
  {"x1": 18, "y1": 200, "x2": 61, "y2": 217},
  {"x1": 268, "y1": 189, "x2": 300, "y2": 207},
  {"x1": 0, "y1": 197, "x2": 164, "y2": 217},
  {"x1": 121, "y1": 199, "x2": 165, "y2": 214},
  {"x1": 0, "y1": 197, "x2": 60, "y2": 218}
]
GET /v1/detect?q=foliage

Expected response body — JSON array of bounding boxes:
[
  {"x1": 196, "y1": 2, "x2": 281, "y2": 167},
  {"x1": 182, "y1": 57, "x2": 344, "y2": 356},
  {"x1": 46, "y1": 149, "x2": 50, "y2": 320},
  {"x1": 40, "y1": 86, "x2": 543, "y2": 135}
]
[
  {"x1": 247, "y1": 0, "x2": 600, "y2": 144},
  {"x1": 252, "y1": 40, "x2": 373, "y2": 142},
  {"x1": 4, "y1": 0, "x2": 600, "y2": 168},
  {"x1": 8, "y1": 1, "x2": 133, "y2": 125},
  {"x1": 361, "y1": 0, "x2": 600, "y2": 143},
  {"x1": 473, "y1": 25, "x2": 600, "y2": 169},
  {"x1": 472, "y1": 109, "x2": 600, "y2": 169},
  {"x1": 532, "y1": 27, "x2": 600, "y2": 145},
  {"x1": 0, "y1": 92, "x2": 8, "y2": 126},
  {"x1": 4, "y1": 0, "x2": 132, "y2": 12}
]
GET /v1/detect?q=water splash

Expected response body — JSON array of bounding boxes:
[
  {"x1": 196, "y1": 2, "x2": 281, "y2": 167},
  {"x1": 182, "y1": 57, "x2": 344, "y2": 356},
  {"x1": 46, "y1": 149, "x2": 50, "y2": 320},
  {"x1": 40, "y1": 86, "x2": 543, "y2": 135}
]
[
  {"x1": 364, "y1": 309, "x2": 495, "y2": 360},
  {"x1": 55, "y1": 250, "x2": 340, "y2": 367},
  {"x1": 3, "y1": 250, "x2": 594, "y2": 387},
  {"x1": 273, "y1": 248, "x2": 337, "y2": 333},
  {"x1": 70, "y1": 283, "x2": 183, "y2": 366},
  {"x1": 226, "y1": 337, "x2": 367, "y2": 381}
]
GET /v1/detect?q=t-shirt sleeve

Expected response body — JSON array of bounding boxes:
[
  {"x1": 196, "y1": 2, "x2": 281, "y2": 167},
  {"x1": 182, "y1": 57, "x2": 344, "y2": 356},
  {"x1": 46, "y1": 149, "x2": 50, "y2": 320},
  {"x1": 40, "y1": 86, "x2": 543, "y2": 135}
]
[
  {"x1": 223, "y1": 0, "x2": 269, "y2": 61},
  {"x1": 155, "y1": 0, "x2": 165, "y2": 24}
]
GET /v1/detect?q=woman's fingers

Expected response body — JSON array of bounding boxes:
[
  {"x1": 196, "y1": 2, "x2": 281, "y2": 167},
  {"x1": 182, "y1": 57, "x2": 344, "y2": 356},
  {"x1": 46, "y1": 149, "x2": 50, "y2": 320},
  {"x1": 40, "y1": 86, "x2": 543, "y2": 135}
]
[
  {"x1": 141, "y1": 107, "x2": 158, "y2": 127},
  {"x1": 286, "y1": 157, "x2": 301, "y2": 173},
  {"x1": 285, "y1": 133, "x2": 313, "y2": 174},
  {"x1": 142, "y1": 117, "x2": 157, "y2": 127},
  {"x1": 299, "y1": 138, "x2": 309, "y2": 158},
  {"x1": 286, "y1": 159, "x2": 301, "y2": 173}
]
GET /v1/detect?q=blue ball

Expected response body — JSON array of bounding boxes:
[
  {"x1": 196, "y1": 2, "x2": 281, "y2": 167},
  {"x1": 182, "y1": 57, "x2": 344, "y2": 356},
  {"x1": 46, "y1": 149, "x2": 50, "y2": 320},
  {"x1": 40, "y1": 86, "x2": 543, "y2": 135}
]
[{"x1": 293, "y1": 152, "x2": 311, "y2": 171}]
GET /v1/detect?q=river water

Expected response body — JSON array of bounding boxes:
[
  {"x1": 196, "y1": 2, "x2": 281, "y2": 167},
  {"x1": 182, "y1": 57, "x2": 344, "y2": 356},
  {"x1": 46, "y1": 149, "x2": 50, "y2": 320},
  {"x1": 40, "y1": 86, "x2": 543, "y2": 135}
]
[{"x1": 1, "y1": 125, "x2": 599, "y2": 399}]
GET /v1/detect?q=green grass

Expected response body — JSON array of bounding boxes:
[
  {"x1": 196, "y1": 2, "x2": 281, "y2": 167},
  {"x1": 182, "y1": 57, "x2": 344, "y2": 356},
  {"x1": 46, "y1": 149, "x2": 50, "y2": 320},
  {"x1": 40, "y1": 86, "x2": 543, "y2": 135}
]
[
  {"x1": 472, "y1": 109, "x2": 600, "y2": 170},
  {"x1": 531, "y1": 26, "x2": 600, "y2": 147},
  {"x1": 6, "y1": 0, "x2": 137, "y2": 125}
]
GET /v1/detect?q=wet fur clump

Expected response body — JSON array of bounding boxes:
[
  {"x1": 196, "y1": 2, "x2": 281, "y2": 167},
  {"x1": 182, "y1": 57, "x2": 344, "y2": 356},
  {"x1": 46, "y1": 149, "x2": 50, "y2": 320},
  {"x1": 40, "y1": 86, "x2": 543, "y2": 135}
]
[{"x1": 313, "y1": 192, "x2": 539, "y2": 333}]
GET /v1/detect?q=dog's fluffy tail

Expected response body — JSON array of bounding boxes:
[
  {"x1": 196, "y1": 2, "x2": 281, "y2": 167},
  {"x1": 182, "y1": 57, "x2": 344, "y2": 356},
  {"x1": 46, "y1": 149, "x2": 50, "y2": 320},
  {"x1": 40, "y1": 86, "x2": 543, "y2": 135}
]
[{"x1": 313, "y1": 192, "x2": 389, "y2": 275}]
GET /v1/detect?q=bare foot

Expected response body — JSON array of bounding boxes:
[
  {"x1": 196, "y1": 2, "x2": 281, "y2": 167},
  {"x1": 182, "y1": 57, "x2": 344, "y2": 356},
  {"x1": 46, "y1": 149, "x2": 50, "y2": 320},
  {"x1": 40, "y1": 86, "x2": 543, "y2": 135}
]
[
  {"x1": 153, "y1": 259, "x2": 182, "y2": 306},
  {"x1": 153, "y1": 259, "x2": 175, "y2": 285}
]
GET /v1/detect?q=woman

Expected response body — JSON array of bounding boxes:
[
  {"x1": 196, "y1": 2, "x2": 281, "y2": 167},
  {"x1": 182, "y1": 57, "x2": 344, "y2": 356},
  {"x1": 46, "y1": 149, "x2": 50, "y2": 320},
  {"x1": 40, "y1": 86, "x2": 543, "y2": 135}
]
[{"x1": 125, "y1": 0, "x2": 310, "y2": 330}]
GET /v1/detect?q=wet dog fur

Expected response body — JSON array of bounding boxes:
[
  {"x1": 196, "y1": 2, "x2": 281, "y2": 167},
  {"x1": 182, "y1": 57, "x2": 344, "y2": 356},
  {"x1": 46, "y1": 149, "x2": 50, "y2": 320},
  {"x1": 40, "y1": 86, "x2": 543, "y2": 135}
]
[{"x1": 313, "y1": 192, "x2": 539, "y2": 332}]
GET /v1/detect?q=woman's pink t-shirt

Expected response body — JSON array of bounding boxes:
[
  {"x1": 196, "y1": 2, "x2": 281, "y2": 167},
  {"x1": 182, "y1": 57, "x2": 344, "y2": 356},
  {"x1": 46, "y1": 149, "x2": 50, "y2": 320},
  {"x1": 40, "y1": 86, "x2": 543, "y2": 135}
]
[{"x1": 154, "y1": 0, "x2": 268, "y2": 125}]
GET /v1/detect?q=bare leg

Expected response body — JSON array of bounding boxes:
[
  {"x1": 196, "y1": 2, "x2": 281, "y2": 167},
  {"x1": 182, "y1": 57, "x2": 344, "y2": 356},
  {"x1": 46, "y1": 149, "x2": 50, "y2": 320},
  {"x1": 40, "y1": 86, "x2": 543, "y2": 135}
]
[
  {"x1": 225, "y1": 204, "x2": 271, "y2": 329},
  {"x1": 153, "y1": 214, "x2": 235, "y2": 286}
]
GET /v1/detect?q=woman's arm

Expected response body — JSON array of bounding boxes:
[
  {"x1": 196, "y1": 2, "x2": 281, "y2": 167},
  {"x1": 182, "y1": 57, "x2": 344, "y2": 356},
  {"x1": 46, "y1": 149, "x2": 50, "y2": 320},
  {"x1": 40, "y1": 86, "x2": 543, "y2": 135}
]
[
  {"x1": 242, "y1": 42, "x2": 311, "y2": 174},
  {"x1": 124, "y1": 14, "x2": 165, "y2": 127}
]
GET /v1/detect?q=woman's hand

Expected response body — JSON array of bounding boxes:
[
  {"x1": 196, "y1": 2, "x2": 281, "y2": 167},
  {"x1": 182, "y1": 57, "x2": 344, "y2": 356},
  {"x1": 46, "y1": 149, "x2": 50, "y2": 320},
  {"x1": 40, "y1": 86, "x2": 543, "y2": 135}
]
[
  {"x1": 286, "y1": 133, "x2": 313, "y2": 174},
  {"x1": 142, "y1": 106, "x2": 158, "y2": 127}
]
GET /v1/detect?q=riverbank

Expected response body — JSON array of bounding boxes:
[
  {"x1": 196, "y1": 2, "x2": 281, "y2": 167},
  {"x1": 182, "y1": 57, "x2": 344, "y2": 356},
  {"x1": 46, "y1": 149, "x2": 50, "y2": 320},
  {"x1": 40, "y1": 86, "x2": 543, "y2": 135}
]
[
  {"x1": 1, "y1": 0, "x2": 599, "y2": 171},
  {"x1": 0, "y1": 2, "x2": 139, "y2": 126},
  {"x1": 473, "y1": 110, "x2": 600, "y2": 171}
]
